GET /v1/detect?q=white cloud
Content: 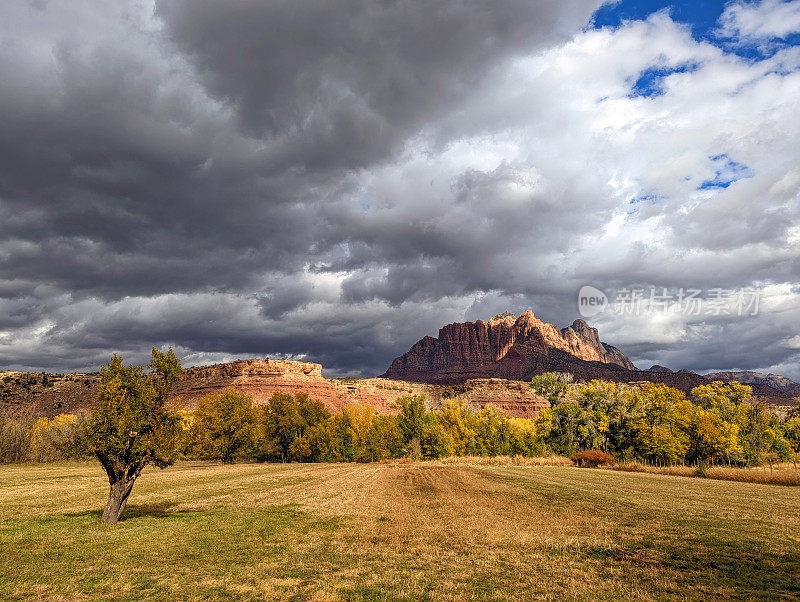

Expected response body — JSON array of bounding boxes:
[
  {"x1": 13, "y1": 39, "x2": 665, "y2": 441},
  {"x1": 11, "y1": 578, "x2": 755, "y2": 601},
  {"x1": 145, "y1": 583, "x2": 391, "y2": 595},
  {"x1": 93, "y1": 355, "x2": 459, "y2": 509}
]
[{"x1": 718, "y1": 0, "x2": 800, "y2": 41}]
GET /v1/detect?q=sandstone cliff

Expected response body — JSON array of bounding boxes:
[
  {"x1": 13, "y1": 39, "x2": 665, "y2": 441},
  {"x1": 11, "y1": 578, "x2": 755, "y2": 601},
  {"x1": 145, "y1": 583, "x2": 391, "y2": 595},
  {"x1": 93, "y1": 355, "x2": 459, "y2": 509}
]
[
  {"x1": 1, "y1": 359, "x2": 549, "y2": 419},
  {"x1": 381, "y1": 311, "x2": 798, "y2": 401},
  {"x1": 383, "y1": 311, "x2": 636, "y2": 383}
]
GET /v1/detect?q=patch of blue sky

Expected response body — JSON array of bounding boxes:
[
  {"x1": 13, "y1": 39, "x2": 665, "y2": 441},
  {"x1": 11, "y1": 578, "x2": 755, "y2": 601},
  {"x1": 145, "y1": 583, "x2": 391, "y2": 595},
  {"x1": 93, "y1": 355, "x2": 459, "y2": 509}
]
[
  {"x1": 629, "y1": 62, "x2": 699, "y2": 97},
  {"x1": 591, "y1": 1, "x2": 727, "y2": 40},
  {"x1": 698, "y1": 154, "x2": 754, "y2": 189},
  {"x1": 591, "y1": 1, "x2": 800, "y2": 61},
  {"x1": 629, "y1": 192, "x2": 662, "y2": 204}
]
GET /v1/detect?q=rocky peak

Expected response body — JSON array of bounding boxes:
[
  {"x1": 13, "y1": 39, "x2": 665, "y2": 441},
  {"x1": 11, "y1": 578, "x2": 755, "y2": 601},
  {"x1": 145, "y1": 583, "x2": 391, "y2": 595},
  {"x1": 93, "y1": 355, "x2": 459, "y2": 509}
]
[
  {"x1": 561, "y1": 319, "x2": 604, "y2": 351},
  {"x1": 488, "y1": 311, "x2": 519, "y2": 326},
  {"x1": 704, "y1": 370, "x2": 800, "y2": 397},
  {"x1": 383, "y1": 310, "x2": 636, "y2": 382}
]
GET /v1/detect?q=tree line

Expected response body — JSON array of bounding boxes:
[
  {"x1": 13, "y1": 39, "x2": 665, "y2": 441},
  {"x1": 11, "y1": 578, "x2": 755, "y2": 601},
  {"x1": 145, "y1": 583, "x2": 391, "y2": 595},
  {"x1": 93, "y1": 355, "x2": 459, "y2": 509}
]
[{"x1": 176, "y1": 373, "x2": 800, "y2": 468}]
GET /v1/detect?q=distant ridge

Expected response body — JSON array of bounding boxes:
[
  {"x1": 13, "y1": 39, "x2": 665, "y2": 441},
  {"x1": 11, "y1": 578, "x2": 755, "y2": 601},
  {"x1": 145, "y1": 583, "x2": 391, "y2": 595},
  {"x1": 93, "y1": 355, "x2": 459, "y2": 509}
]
[
  {"x1": 704, "y1": 371, "x2": 800, "y2": 397},
  {"x1": 381, "y1": 311, "x2": 798, "y2": 402}
]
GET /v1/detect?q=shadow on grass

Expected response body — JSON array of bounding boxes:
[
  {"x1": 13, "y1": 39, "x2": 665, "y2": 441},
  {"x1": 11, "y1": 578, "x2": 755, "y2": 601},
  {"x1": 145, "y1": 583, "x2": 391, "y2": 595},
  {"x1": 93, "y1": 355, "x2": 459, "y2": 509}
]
[
  {"x1": 587, "y1": 541, "x2": 800, "y2": 597},
  {"x1": 64, "y1": 501, "x2": 200, "y2": 522}
]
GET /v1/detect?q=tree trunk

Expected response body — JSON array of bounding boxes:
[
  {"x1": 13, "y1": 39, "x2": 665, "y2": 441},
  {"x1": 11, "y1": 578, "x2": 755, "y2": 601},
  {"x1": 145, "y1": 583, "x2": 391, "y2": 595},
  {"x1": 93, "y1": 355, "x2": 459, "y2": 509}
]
[{"x1": 101, "y1": 477, "x2": 136, "y2": 524}]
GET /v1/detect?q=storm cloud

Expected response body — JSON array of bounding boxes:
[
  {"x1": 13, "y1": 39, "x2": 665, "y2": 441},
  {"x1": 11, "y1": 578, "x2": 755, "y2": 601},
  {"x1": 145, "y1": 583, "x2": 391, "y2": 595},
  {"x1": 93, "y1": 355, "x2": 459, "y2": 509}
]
[{"x1": 1, "y1": 0, "x2": 799, "y2": 379}]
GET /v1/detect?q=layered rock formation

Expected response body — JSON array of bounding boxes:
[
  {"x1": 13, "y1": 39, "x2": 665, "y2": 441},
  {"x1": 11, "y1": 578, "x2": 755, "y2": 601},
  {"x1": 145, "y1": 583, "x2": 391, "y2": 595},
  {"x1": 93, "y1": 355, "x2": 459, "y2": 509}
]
[
  {"x1": 3, "y1": 314, "x2": 797, "y2": 420},
  {"x1": 381, "y1": 311, "x2": 798, "y2": 401},
  {"x1": 383, "y1": 311, "x2": 636, "y2": 383},
  {"x1": 0, "y1": 371, "x2": 100, "y2": 418},
  {"x1": 1, "y1": 359, "x2": 549, "y2": 419},
  {"x1": 171, "y1": 358, "x2": 433, "y2": 414}
]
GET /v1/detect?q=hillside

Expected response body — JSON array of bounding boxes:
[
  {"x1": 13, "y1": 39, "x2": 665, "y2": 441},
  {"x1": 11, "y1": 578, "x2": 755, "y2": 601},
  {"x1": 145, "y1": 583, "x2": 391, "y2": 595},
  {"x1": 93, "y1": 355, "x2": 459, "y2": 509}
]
[
  {"x1": 705, "y1": 371, "x2": 800, "y2": 397},
  {"x1": 1, "y1": 360, "x2": 548, "y2": 419}
]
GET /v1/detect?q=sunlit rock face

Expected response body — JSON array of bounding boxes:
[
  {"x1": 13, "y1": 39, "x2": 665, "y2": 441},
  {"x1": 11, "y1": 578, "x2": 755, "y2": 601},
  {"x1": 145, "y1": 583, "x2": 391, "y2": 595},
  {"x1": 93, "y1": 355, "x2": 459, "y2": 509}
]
[{"x1": 382, "y1": 311, "x2": 636, "y2": 383}]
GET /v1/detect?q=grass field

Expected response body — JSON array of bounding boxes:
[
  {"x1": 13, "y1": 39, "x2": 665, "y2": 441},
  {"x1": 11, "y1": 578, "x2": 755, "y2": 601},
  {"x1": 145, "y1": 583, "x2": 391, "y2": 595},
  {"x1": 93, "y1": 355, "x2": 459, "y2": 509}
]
[{"x1": 1, "y1": 461, "x2": 799, "y2": 600}]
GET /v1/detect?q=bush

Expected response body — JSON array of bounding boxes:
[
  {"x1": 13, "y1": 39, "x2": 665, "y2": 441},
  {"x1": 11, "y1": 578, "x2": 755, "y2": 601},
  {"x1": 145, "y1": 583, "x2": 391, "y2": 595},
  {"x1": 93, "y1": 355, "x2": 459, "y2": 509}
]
[
  {"x1": 0, "y1": 415, "x2": 33, "y2": 463},
  {"x1": 571, "y1": 449, "x2": 614, "y2": 467},
  {"x1": 28, "y1": 414, "x2": 82, "y2": 462}
]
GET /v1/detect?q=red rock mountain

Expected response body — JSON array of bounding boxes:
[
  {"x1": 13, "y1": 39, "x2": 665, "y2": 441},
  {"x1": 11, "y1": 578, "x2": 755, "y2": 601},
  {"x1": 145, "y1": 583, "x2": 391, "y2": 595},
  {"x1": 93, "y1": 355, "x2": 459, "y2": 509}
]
[
  {"x1": 381, "y1": 311, "x2": 798, "y2": 401},
  {"x1": 383, "y1": 311, "x2": 635, "y2": 383},
  {"x1": 3, "y1": 314, "x2": 796, "y2": 420}
]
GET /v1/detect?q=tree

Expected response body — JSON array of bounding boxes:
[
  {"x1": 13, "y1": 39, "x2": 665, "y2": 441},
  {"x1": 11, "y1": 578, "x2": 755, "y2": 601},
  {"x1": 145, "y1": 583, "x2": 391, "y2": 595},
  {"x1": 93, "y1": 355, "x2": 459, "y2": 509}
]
[
  {"x1": 437, "y1": 399, "x2": 478, "y2": 455},
  {"x1": 189, "y1": 389, "x2": 257, "y2": 463},
  {"x1": 631, "y1": 384, "x2": 691, "y2": 465},
  {"x1": 530, "y1": 372, "x2": 573, "y2": 405},
  {"x1": 29, "y1": 414, "x2": 81, "y2": 462},
  {"x1": 691, "y1": 381, "x2": 751, "y2": 423},
  {"x1": 74, "y1": 349, "x2": 182, "y2": 524},
  {"x1": 737, "y1": 400, "x2": 780, "y2": 466},
  {"x1": 261, "y1": 392, "x2": 330, "y2": 462},
  {"x1": 780, "y1": 417, "x2": 800, "y2": 469},
  {"x1": 473, "y1": 405, "x2": 513, "y2": 456},
  {"x1": 396, "y1": 395, "x2": 430, "y2": 458},
  {"x1": 687, "y1": 407, "x2": 742, "y2": 466}
]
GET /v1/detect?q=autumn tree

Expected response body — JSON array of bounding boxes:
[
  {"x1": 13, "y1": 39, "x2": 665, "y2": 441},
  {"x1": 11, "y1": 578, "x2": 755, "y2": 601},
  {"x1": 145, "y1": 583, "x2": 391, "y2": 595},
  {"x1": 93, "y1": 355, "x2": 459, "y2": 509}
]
[
  {"x1": 631, "y1": 384, "x2": 691, "y2": 465},
  {"x1": 437, "y1": 399, "x2": 478, "y2": 456},
  {"x1": 189, "y1": 389, "x2": 257, "y2": 463},
  {"x1": 395, "y1": 395, "x2": 430, "y2": 458},
  {"x1": 691, "y1": 380, "x2": 751, "y2": 422},
  {"x1": 782, "y1": 417, "x2": 800, "y2": 469},
  {"x1": 687, "y1": 407, "x2": 742, "y2": 466},
  {"x1": 73, "y1": 349, "x2": 182, "y2": 524},
  {"x1": 737, "y1": 400, "x2": 780, "y2": 466},
  {"x1": 261, "y1": 392, "x2": 330, "y2": 462}
]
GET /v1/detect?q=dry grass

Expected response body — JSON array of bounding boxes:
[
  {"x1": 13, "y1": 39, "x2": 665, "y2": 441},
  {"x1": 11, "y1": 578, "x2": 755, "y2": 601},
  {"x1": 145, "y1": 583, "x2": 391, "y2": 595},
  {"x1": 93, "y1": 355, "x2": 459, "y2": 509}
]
[
  {"x1": 1, "y1": 461, "x2": 799, "y2": 600},
  {"x1": 610, "y1": 461, "x2": 800, "y2": 486}
]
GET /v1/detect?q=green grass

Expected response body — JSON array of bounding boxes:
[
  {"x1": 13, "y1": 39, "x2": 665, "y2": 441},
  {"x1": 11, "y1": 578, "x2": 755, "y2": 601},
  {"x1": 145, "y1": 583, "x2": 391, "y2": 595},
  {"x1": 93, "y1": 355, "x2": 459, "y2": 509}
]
[{"x1": 1, "y1": 461, "x2": 798, "y2": 600}]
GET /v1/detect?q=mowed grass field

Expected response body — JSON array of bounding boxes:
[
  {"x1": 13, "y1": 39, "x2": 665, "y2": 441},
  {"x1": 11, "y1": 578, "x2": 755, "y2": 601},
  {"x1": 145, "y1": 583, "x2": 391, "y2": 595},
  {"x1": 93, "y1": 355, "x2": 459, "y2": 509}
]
[{"x1": 1, "y1": 461, "x2": 798, "y2": 600}]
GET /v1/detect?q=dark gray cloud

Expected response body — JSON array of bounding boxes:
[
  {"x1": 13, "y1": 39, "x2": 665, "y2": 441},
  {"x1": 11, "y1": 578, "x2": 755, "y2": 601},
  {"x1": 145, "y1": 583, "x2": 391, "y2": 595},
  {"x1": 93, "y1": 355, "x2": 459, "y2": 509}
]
[{"x1": 1, "y1": 1, "x2": 799, "y2": 380}]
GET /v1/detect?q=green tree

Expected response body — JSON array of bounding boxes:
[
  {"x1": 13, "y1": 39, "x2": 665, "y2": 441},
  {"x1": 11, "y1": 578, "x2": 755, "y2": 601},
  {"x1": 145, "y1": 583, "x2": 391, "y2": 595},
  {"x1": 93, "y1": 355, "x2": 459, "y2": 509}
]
[
  {"x1": 782, "y1": 417, "x2": 800, "y2": 469},
  {"x1": 530, "y1": 372, "x2": 573, "y2": 405},
  {"x1": 73, "y1": 349, "x2": 182, "y2": 524},
  {"x1": 737, "y1": 401, "x2": 780, "y2": 466},
  {"x1": 396, "y1": 395, "x2": 430, "y2": 458},
  {"x1": 261, "y1": 392, "x2": 330, "y2": 462},
  {"x1": 189, "y1": 389, "x2": 257, "y2": 463},
  {"x1": 321, "y1": 404, "x2": 380, "y2": 462}
]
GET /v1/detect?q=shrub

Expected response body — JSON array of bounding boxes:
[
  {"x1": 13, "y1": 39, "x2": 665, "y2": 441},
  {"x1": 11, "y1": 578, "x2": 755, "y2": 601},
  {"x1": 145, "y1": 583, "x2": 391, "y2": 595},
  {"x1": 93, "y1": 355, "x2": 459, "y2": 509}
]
[
  {"x1": 571, "y1": 449, "x2": 614, "y2": 467},
  {"x1": 0, "y1": 415, "x2": 33, "y2": 463},
  {"x1": 28, "y1": 414, "x2": 82, "y2": 462}
]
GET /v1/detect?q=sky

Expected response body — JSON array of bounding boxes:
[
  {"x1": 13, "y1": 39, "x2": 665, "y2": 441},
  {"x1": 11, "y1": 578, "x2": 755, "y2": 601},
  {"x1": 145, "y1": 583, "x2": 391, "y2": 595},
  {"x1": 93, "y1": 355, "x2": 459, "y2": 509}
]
[{"x1": 1, "y1": 0, "x2": 799, "y2": 379}]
